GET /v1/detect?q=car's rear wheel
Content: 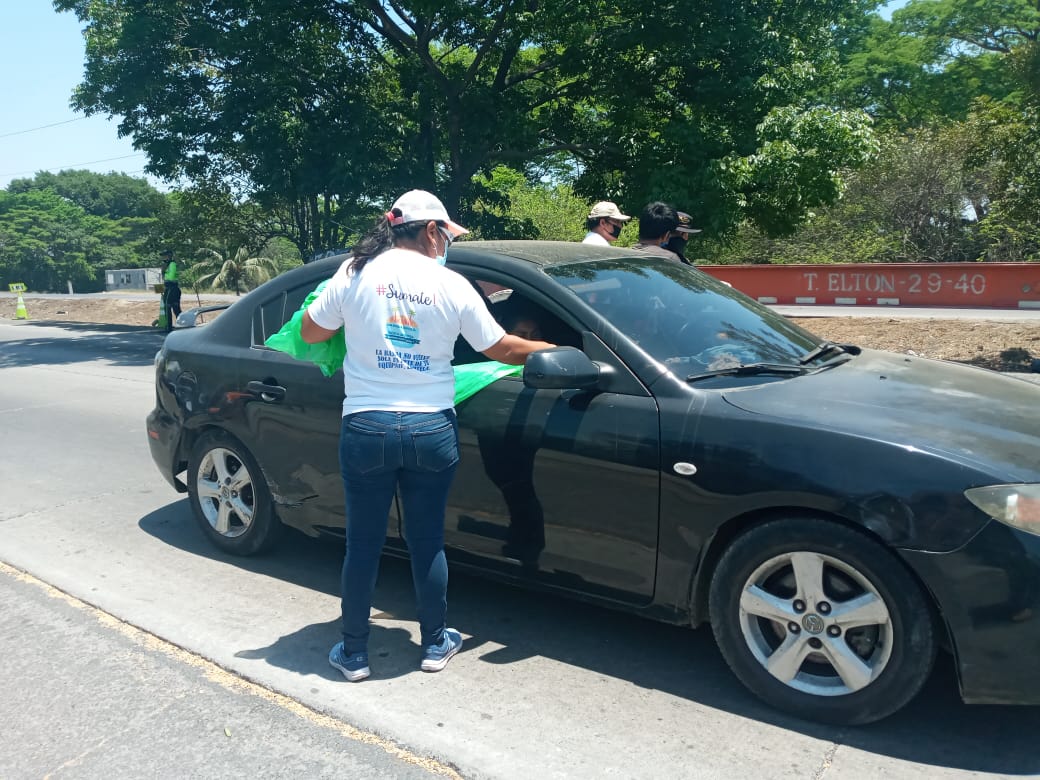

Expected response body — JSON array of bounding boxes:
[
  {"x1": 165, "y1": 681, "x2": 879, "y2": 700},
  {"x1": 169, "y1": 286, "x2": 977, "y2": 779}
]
[
  {"x1": 187, "y1": 431, "x2": 282, "y2": 555},
  {"x1": 709, "y1": 517, "x2": 937, "y2": 725}
]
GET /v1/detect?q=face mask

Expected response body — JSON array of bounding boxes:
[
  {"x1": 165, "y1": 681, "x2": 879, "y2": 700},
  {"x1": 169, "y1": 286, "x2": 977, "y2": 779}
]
[
  {"x1": 664, "y1": 235, "x2": 687, "y2": 258},
  {"x1": 606, "y1": 221, "x2": 622, "y2": 239},
  {"x1": 434, "y1": 226, "x2": 453, "y2": 265}
]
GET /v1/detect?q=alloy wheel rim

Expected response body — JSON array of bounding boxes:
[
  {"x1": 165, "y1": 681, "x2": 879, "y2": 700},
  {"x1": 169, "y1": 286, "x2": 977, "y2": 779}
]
[
  {"x1": 738, "y1": 551, "x2": 894, "y2": 697},
  {"x1": 195, "y1": 447, "x2": 255, "y2": 538}
]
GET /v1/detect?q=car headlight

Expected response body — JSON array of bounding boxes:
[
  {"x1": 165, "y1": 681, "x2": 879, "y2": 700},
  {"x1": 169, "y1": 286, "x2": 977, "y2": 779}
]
[{"x1": 964, "y1": 484, "x2": 1040, "y2": 537}]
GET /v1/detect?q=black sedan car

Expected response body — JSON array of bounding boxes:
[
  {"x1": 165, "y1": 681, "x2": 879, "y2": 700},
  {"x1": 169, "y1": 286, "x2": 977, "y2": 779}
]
[{"x1": 147, "y1": 241, "x2": 1040, "y2": 725}]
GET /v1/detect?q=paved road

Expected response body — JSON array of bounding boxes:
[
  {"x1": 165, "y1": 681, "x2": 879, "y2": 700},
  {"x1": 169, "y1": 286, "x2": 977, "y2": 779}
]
[
  {"x1": 773, "y1": 304, "x2": 1040, "y2": 321},
  {"x1": 0, "y1": 291, "x2": 241, "y2": 303},
  {"x1": 0, "y1": 563, "x2": 442, "y2": 779},
  {"x1": 2, "y1": 319, "x2": 1039, "y2": 779}
]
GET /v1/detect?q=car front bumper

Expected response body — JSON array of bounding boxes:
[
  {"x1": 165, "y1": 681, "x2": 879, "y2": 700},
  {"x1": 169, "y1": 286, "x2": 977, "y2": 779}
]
[{"x1": 902, "y1": 520, "x2": 1040, "y2": 705}]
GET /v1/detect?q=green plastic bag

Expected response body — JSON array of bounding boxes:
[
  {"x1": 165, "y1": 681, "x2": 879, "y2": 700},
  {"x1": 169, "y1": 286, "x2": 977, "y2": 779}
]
[
  {"x1": 264, "y1": 280, "x2": 346, "y2": 377},
  {"x1": 452, "y1": 361, "x2": 522, "y2": 404}
]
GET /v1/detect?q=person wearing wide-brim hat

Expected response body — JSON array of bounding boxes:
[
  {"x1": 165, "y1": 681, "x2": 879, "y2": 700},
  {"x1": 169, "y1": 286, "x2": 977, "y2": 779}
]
[
  {"x1": 300, "y1": 189, "x2": 555, "y2": 683},
  {"x1": 582, "y1": 201, "x2": 632, "y2": 245}
]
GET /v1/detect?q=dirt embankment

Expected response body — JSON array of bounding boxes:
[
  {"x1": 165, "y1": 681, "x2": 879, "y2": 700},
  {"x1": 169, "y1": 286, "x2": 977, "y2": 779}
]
[
  {"x1": 0, "y1": 295, "x2": 231, "y2": 328},
  {"x1": 789, "y1": 316, "x2": 1040, "y2": 373},
  {"x1": 2, "y1": 295, "x2": 1039, "y2": 373}
]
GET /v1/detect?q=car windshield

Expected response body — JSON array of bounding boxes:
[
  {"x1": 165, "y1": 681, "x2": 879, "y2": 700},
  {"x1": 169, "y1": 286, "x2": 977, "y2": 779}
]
[{"x1": 544, "y1": 257, "x2": 822, "y2": 378}]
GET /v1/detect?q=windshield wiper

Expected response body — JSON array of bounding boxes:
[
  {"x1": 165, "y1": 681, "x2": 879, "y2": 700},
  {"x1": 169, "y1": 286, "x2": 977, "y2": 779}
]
[
  {"x1": 686, "y1": 363, "x2": 808, "y2": 383},
  {"x1": 811, "y1": 353, "x2": 854, "y2": 371},
  {"x1": 799, "y1": 341, "x2": 846, "y2": 365}
]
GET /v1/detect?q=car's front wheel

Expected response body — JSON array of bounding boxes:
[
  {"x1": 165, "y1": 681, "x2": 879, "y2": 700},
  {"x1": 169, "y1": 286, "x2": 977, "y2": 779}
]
[
  {"x1": 709, "y1": 517, "x2": 937, "y2": 725},
  {"x1": 187, "y1": 431, "x2": 282, "y2": 555}
]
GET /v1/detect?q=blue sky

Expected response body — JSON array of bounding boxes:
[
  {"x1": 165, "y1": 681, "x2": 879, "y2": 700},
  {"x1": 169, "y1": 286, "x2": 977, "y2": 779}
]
[
  {"x1": 1, "y1": 1, "x2": 908, "y2": 193},
  {"x1": 0, "y1": 2, "x2": 162, "y2": 191}
]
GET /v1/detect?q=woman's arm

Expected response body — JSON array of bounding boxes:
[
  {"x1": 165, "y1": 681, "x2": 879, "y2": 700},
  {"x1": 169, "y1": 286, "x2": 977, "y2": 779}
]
[
  {"x1": 301, "y1": 310, "x2": 340, "y2": 344},
  {"x1": 482, "y1": 334, "x2": 555, "y2": 365}
]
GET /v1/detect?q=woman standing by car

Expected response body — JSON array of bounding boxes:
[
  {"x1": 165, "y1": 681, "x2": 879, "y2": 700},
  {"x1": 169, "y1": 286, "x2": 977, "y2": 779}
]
[{"x1": 301, "y1": 190, "x2": 554, "y2": 682}]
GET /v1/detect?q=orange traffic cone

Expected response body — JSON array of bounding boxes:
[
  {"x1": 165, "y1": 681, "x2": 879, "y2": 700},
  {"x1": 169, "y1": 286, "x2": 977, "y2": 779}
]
[{"x1": 14, "y1": 293, "x2": 28, "y2": 320}]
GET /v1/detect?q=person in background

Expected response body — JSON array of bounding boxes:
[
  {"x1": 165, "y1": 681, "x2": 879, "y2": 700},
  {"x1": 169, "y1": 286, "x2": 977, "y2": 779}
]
[
  {"x1": 631, "y1": 201, "x2": 684, "y2": 263},
  {"x1": 581, "y1": 201, "x2": 631, "y2": 245},
  {"x1": 300, "y1": 189, "x2": 555, "y2": 682},
  {"x1": 160, "y1": 249, "x2": 181, "y2": 332},
  {"x1": 663, "y1": 211, "x2": 703, "y2": 265}
]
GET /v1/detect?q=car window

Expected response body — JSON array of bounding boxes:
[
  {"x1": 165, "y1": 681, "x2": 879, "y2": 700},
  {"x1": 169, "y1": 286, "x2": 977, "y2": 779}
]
[
  {"x1": 545, "y1": 258, "x2": 819, "y2": 375},
  {"x1": 452, "y1": 272, "x2": 582, "y2": 365},
  {"x1": 252, "y1": 275, "x2": 333, "y2": 346}
]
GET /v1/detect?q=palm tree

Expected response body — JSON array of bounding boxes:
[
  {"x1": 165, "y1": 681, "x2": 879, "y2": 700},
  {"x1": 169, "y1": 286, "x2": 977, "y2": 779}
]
[{"x1": 193, "y1": 245, "x2": 279, "y2": 295}]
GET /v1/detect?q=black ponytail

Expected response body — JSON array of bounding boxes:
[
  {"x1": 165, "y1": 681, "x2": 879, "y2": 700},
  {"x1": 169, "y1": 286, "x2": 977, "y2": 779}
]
[{"x1": 349, "y1": 207, "x2": 429, "y2": 274}]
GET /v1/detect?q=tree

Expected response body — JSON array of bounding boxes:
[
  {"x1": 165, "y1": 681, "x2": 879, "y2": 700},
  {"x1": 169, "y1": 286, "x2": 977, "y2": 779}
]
[
  {"x1": 3, "y1": 170, "x2": 168, "y2": 285},
  {"x1": 963, "y1": 98, "x2": 1040, "y2": 261},
  {"x1": 833, "y1": 0, "x2": 1035, "y2": 127},
  {"x1": 565, "y1": 0, "x2": 880, "y2": 235},
  {"x1": 7, "y1": 170, "x2": 166, "y2": 219},
  {"x1": 192, "y1": 245, "x2": 279, "y2": 295},
  {"x1": 467, "y1": 166, "x2": 594, "y2": 241},
  {"x1": 56, "y1": 0, "x2": 879, "y2": 245},
  {"x1": 0, "y1": 190, "x2": 96, "y2": 291},
  {"x1": 703, "y1": 120, "x2": 1028, "y2": 265}
]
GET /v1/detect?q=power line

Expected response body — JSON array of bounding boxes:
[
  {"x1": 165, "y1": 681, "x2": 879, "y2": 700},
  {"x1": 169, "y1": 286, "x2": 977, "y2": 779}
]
[
  {"x1": 0, "y1": 117, "x2": 88, "y2": 139},
  {"x1": 0, "y1": 153, "x2": 146, "y2": 178}
]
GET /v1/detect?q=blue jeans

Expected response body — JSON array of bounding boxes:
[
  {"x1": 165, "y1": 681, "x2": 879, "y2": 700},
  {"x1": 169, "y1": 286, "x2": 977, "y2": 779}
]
[{"x1": 338, "y1": 409, "x2": 459, "y2": 654}]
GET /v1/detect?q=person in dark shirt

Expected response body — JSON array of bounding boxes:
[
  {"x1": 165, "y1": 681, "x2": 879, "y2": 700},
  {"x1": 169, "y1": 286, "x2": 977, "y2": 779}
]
[
  {"x1": 663, "y1": 211, "x2": 703, "y2": 264},
  {"x1": 631, "y1": 202, "x2": 684, "y2": 263}
]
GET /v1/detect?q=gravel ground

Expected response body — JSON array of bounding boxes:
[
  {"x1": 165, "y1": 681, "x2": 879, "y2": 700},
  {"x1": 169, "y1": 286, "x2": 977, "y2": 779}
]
[{"x1": 790, "y1": 316, "x2": 1040, "y2": 373}]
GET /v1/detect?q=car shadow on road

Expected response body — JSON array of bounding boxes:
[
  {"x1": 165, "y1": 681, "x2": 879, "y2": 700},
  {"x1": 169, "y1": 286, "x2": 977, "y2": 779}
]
[
  {"x1": 140, "y1": 504, "x2": 1040, "y2": 776},
  {"x1": 0, "y1": 321, "x2": 165, "y2": 368}
]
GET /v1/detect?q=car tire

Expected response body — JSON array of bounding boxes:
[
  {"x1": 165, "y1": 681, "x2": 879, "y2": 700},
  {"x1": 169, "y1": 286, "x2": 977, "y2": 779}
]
[
  {"x1": 186, "y1": 431, "x2": 282, "y2": 556},
  {"x1": 708, "y1": 517, "x2": 937, "y2": 725}
]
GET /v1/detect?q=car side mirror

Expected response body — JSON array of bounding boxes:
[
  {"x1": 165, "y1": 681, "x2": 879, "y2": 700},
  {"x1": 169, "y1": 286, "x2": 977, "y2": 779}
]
[
  {"x1": 523, "y1": 346, "x2": 608, "y2": 391},
  {"x1": 175, "y1": 304, "x2": 231, "y2": 329}
]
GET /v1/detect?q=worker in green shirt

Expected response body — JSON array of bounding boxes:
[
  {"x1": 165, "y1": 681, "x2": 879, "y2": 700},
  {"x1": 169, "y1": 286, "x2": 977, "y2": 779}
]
[{"x1": 160, "y1": 249, "x2": 181, "y2": 332}]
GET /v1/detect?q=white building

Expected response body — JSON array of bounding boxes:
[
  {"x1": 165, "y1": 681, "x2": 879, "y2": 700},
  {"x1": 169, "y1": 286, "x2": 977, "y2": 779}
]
[{"x1": 105, "y1": 267, "x2": 162, "y2": 291}]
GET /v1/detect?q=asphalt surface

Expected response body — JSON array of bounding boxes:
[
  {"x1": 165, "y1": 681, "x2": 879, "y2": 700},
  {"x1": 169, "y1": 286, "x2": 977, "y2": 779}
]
[
  {"x1": 772, "y1": 303, "x2": 1040, "y2": 321},
  {"x1": 0, "y1": 564, "x2": 445, "y2": 780}
]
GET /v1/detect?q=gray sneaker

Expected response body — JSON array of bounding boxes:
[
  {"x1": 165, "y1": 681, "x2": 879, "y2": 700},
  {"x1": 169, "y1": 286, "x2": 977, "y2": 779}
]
[
  {"x1": 329, "y1": 641, "x2": 370, "y2": 681},
  {"x1": 420, "y1": 628, "x2": 463, "y2": 672}
]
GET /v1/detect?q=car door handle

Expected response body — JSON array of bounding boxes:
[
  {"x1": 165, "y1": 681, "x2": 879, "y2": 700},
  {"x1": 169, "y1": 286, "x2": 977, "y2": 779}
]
[{"x1": 247, "y1": 380, "x2": 286, "y2": 403}]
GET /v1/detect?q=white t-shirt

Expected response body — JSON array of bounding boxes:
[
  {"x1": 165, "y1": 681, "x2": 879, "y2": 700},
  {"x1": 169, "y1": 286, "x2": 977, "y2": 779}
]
[
  {"x1": 582, "y1": 231, "x2": 610, "y2": 245},
  {"x1": 308, "y1": 248, "x2": 506, "y2": 416}
]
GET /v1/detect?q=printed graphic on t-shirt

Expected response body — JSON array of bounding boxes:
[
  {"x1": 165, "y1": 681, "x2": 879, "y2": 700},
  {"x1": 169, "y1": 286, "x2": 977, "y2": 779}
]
[
  {"x1": 377, "y1": 281, "x2": 437, "y2": 307},
  {"x1": 385, "y1": 307, "x2": 420, "y2": 348},
  {"x1": 376, "y1": 348, "x2": 431, "y2": 372},
  {"x1": 379, "y1": 304, "x2": 431, "y2": 372}
]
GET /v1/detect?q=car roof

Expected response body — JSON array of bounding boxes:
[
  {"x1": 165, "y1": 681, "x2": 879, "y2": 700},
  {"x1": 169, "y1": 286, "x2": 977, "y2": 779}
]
[
  {"x1": 307, "y1": 240, "x2": 638, "y2": 273},
  {"x1": 451, "y1": 240, "x2": 638, "y2": 268}
]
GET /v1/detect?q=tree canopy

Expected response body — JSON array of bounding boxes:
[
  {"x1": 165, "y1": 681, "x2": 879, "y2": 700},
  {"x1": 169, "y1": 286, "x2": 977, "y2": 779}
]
[
  {"x1": 55, "y1": 0, "x2": 879, "y2": 251},
  {"x1": 10, "y1": 0, "x2": 1037, "y2": 276},
  {"x1": 7, "y1": 170, "x2": 166, "y2": 219},
  {"x1": 0, "y1": 171, "x2": 168, "y2": 292}
]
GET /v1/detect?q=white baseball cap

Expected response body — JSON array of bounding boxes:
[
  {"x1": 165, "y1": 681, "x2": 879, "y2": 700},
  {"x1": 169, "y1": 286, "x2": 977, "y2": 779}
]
[
  {"x1": 588, "y1": 201, "x2": 632, "y2": 221},
  {"x1": 389, "y1": 189, "x2": 469, "y2": 237}
]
